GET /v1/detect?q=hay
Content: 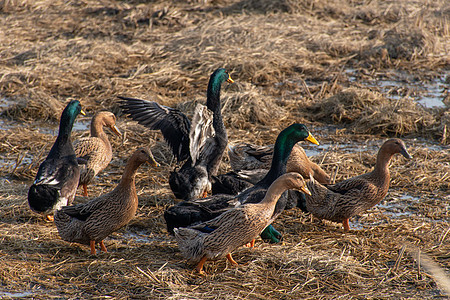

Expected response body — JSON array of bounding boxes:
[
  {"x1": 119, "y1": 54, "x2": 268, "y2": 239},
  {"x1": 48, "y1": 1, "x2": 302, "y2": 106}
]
[
  {"x1": 0, "y1": 0, "x2": 449, "y2": 298},
  {"x1": 306, "y1": 87, "x2": 438, "y2": 137}
]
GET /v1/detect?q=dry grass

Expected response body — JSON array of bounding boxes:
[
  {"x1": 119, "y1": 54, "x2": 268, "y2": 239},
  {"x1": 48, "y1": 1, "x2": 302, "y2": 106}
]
[{"x1": 0, "y1": 0, "x2": 449, "y2": 298}]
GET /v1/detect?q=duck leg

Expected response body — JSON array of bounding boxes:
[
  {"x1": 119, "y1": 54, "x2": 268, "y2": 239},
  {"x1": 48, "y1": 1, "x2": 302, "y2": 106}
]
[
  {"x1": 90, "y1": 240, "x2": 96, "y2": 255},
  {"x1": 226, "y1": 253, "x2": 238, "y2": 266},
  {"x1": 195, "y1": 256, "x2": 208, "y2": 275},
  {"x1": 99, "y1": 241, "x2": 108, "y2": 252},
  {"x1": 82, "y1": 184, "x2": 88, "y2": 197},
  {"x1": 245, "y1": 239, "x2": 255, "y2": 248},
  {"x1": 343, "y1": 218, "x2": 350, "y2": 232},
  {"x1": 46, "y1": 215, "x2": 54, "y2": 222}
]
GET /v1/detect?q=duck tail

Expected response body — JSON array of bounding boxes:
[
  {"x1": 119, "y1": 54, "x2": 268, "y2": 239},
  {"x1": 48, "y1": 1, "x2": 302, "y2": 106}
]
[
  {"x1": 174, "y1": 227, "x2": 205, "y2": 264},
  {"x1": 54, "y1": 209, "x2": 87, "y2": 245}
]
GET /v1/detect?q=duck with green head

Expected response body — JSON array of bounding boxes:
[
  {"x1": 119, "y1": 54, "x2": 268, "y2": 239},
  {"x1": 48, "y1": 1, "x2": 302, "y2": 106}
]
[
  {"x1": 28, "y1": 100, "x2": 85, "y2": 221},
  {"x1": 164, "y1": 123, "x2": 319, "y2": 243},
  {"x1": 119, "y1": 68, "x2": 234, "y2": 201}
]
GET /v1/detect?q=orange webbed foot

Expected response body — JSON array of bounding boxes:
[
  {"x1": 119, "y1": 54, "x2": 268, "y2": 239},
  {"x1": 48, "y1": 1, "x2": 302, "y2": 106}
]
[
  {"x1": 244, "y1": 239, "x2": 255, "y2": 248},
  {"x1": 195, "y1": 256, "x2": 208, "y2": 275},
  {"x1": 82, "y1": 184, "x2": 88, "y2": 197},
  {"x1": 343, "y1": 218, "x2": 350, "y2": 232},
  {"x1": 99, "y1": 240, "x2": 107, "y2": 253},
  {"x1": 90, "y1": 240, "x2": 96, "y2": 255},
  {"x1": 226, "y1": 253, "x2": 238, "y2": 266}
]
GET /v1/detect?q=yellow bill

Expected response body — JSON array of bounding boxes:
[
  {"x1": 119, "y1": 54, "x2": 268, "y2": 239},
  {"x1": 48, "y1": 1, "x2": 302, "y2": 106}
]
[
  {"x1": 305, "y1": 132, "x2": 319, "y2": 146},
  {"x1": 110, "y1": 125, "x2": 122, "y2": 137},
  {"x1": 299, "y1": 185, "x2": 311, "y2": 196}
]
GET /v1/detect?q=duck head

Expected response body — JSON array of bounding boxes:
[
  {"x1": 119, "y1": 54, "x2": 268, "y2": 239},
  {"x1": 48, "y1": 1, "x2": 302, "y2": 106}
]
[
  {"x1": 381, "y1": 138, "x2": 412, "y2": 159},
  {"x1": 207, "y1": 68, "x2": 234, "y2": 107},
  {"x1": 99, "y1": 111, "x2": 121, "y2": 137}
]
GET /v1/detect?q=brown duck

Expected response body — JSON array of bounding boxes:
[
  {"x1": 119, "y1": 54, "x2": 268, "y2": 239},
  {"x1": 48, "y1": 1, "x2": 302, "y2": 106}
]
[
  {"x1": 54, "y1": 148, "x2": 158, "y2": 254},
  {"x1": 305, "y1": 138, "x2": 412, "y2": 231},
  {"x1": 74, "y1": 111, "x2": 121, "y2": 197},
  {"x1": 174, "y1": 172, "x2": 311, "y2": 275},
  {"x1": 229, "y1": 143, "x2": 331, "y2": 184}
]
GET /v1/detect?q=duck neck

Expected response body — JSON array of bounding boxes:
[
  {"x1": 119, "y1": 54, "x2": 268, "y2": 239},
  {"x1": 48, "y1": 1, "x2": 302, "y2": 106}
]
[
  {"x1": 206, "y1": 74, "x2": 226, "y2": 139},
  {"x1": 259, "y1": 181, "x2": 289, "y2": 207},
  {"x1": 49, "y1": 113, "x2": 76, "y2": 158},
  {"x1": 260, "y1": 133, "x2": 295, "y2": 187},
  {"x1": 372, "y1": 147, "x2": 393, "y2": 184},
  {"x1": 91, "y1": 117, "x2": 111, "y2": 151},
  {"x1": 117, "y1": 158, "x2": 142, "y2": 191},
  {"x1": 90, "y1": 116, "x2": 105, "y2": 137},
  {"x1": 205, "y1": 73, "x2": 228, "y2": 176}
]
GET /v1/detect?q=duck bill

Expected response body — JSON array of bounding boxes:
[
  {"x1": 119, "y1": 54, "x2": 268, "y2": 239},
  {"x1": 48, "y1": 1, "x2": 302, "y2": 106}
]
[
  {"x1": 227, "y1": 76, "x2": 234, "y2": 84},
  {"x1": 305, "y1": 133, "x2": 319, "y2": 146},
  {"x1": 400, "y1": 147, "x2": 412, "y2": 159},
  {"x1": 146, "y1": 157, "x2": 160, "y2": 167},
  {"x1": 80, "y1": 109, "x2": 86, "y2": 116},
  {"x1": 299, "y1": 185, "x2": 311, "y2": 196},
  {"x1": 110, "y1": 125, "x2": 122, "y2": 137}
]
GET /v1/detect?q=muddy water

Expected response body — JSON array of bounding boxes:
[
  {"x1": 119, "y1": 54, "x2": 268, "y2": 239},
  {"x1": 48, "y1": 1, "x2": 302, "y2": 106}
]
[{"x1": 345, "y1": 69, "x2": 449, "y2": 108}]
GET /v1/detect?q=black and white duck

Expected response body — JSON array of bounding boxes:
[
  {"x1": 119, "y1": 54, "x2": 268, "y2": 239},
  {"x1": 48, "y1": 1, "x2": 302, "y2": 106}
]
[
  {"x1": 28, "y1": 100, "x2": 85, "y2": 221},
  {"x1": 119, "y1": 68, "x2": 233, "y2": 201}
]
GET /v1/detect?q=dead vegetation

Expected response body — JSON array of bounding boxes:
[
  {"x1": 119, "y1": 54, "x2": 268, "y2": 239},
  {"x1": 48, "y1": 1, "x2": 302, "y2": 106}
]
[{"x1": 0, "y1": 0, "x2": 449, "y2": 298}]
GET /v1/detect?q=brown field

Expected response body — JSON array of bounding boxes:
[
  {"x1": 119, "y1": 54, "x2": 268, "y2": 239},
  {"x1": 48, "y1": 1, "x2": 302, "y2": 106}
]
[{"x1": 0, "y1": 0, "x2": 449, "y2": 298}]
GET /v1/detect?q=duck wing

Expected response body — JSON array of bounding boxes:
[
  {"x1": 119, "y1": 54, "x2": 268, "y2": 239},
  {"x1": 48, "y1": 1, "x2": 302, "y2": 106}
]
[
  {"x1": 325, "y1": 174, "x2": 369, "y2": 195},
  {"x1": 33, "y1": 157, "x2": 78, "y2": 188},
  {"x1": 119, "y1": 96, "x2": 191, "y2": 162},
  {"x1": 188, "y1": 206, "x2": 247, "y2": 233},
  {"x1": 189, "y1": 104, "x2": 215, "y2": 166},
  {"x1": 59, "y1": 194, "x2": 109, "y2": 221},
  {"x1": 306, "y1": 176, "x2": 377, "y2": 221},
  {"x1": 74, "y1": 137, "x2": 106, "y2": 162},
  {"x1": 229, "y1": 143, "x2": 274, "y2": 171}
]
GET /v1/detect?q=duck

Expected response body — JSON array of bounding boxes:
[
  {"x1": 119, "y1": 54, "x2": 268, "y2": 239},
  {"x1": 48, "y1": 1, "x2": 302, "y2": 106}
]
[
  {"x1": 211, "y1": 143, "x2": 330, "y2": 195},
  {"x1": 175, "y1": 172, "x2": 311, "y2": 275},
  {"x1": 28, "y1": 100, "x2": 85, "y2": 221},
  {"x1": 74, "y1": 111, "x2": 122, "y2": 197},
  {"x1": 304, "y1": 138, "x2": 412, "y2": 231},
  {"x1": 119, "y1": 68, "x2": 233, "y2": 201},
  {"x1": 164, "y1": 123, "x2": 319, "y2": 243},
  {"x1": 54, "y1": 148, "x2": 159, "y2": 254}
]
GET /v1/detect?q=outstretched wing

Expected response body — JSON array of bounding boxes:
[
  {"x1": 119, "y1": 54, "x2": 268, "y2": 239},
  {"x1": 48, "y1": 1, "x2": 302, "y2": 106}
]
[
  {"x1": 189, "y1": 103, "x2": 215, "y2": 165},
  {"x1": 119, "y1": 96, "x2": 191, "y2": 162}
]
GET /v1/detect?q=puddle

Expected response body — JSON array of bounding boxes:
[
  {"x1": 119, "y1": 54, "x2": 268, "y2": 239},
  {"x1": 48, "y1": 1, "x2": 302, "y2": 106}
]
[
  {"x1": 303, "y1": 140, "x2": 379, "y2": 157},
  {"x1": 378, "y1": 194, "x2": 420, "y2": 219},
  {"x1": 345, "y1": 69, "x2": 448, "y2": 108},
  {"x1": 0, "y1": 291, "x2": 33, "y2": 298},
  {"x1": 302, "y1": 135, "x2": 449, "y2": 158},
  {"x1": 0, "y1": 97, "x2": 16, "y2": 109},
  {"x1": 73, "y1": 118, "x2": 90, "y2": 132}
]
